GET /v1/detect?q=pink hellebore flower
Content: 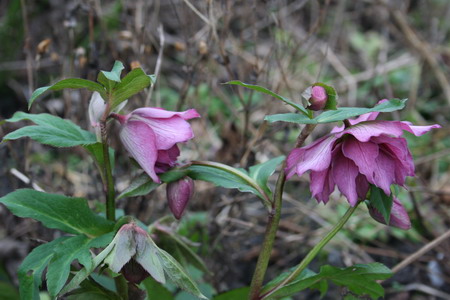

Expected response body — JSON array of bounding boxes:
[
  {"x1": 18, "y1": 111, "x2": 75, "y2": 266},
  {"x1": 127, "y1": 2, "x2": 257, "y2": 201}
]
[
  {"x1": 112, "y1": 107, "x2": 200, "y2": 183},
  {"x1": 286, "y1": 100, "x2": 440, "y2": 207}
]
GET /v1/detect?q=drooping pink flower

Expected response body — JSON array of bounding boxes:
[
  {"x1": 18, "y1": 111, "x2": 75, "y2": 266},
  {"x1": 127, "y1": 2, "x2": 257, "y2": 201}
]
[
  {"x1": 368, "y1": 197, "x2": 411, "y2": 229},
  {"x1": 112, "y1": 107, "x2": 200, "y2": 183},
  {"x1": 286, "y1": 100, "x2": 440, "y2": 206}
]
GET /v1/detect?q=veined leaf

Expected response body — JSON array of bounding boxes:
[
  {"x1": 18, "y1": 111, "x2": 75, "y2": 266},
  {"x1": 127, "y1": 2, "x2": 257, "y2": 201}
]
[
  {"x1": 265, "y1": 99, "x2": 407, "y2": 124},
  {"x1": 264, "y1": 263, "x2": 392, "y2": 299},
  {"x1": 368, "y1": 185, "x2": 393, "y2": 224},
  {"x1": 28, "y1": 79, "x2": 105, "y2": 109},
  {"x1": 0, "y1": 189, "x2": 114, "y2": 237},
  {"x1": 4, "y1": 112, "x2": 97, "y2": 147},
  {"x1": 249, "y1": 156, "x2": 285, "y2": 198},
  {"x1": 111, "y1": 67, "x2": 153, "y2": 109},
  {"x1": 225, "y1": 81, "x2": 309, "y2": 116}
]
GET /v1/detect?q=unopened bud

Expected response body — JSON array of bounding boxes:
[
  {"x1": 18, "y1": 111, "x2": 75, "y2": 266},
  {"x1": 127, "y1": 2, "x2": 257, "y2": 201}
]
[
  {"x1": 368, "y1": 198, "x2": 411, "y2": 230},
  {"x1": 308, "y1": 85, "x2": 328, "y2": 111},
  {"x1": 166, "y1": 177, "x2": 194, "y2": 219}
]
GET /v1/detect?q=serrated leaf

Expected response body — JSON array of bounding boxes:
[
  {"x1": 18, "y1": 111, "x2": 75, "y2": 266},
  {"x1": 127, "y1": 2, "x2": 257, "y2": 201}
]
[
  {"x1": 45, "y1": 234, "x2": 114, "y2": 298},
  {"x1": 249, "y1": 156, "x2": 285, "y2": 198},
  {"x1": 4, "y1": 112, "x2": 97, "y2": 147},
  {"x1": 111, "y1": 68, "x2": 152, "y2": 109},
  {"x1": 187, "y1": 162, "x2": 270, "y2": 207},
  {"x1": 213, "y1": 287, "x2": 250, "y2": 300},
  {"x1": 0, "y1": 189, "x2": 114, "y2": 237},
  {"x1": 116, "y1": 173, "x2": 159, "y2": 200},
  {"x1": 18, "y1": 237, "x2": 70, "y2": 300},
  {"x1": 28, "y1": 79, "x2": 105, "y2": 109},
  {"x1": 156, "y1": 248, "x2": 207, "y2": 299},
  {"x1": 265, "y1": 99, "x2": 407, "y2": 124},
  {"x1": 368, "y1": 185, "x2": 393, "y2": 224},
  {"x1": 225, "y1": 81, "x2": 309, "y2": 116},
  {"x1": 267, "y1": 263, "x2": 392, "y2": 299}
]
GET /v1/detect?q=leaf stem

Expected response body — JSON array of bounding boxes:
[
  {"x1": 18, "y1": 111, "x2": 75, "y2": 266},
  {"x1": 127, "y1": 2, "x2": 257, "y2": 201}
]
[
  {"x1": 260, "y1": 203, "x2": 360, "y2": 299},
  {"x1": 100, "y1": 119, "x2": 115, "y2": 222},
  {"x1": 248, "y1": 124, "x2": 316, "y2": 300}
]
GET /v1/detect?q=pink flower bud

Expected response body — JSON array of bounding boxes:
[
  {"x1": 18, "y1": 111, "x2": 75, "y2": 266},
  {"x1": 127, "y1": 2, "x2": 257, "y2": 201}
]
[
  {"x1": 308, "y1": 85, "x2": 328, "y2": 111},
  {"x1": 166, "y1": 177, "x2": 194, "y2": 219},
  {"x1": 368, "y1": 198, "x2": 411, "y2": 230}
]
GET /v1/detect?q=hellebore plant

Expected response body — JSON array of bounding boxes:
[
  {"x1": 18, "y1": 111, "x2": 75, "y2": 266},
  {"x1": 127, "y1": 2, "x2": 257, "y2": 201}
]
[{"x1": 0, "y1": 63, "x2": 440, "y2": 300}]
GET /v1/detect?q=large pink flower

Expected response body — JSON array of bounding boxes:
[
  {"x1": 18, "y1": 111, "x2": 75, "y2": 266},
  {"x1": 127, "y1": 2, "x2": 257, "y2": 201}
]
[
  {"x1": 112, "y1": 107, "x2": 200, "y2": 183},
  {"x1": 286, "y1": 101, "x2": 440, "y2": 207}
]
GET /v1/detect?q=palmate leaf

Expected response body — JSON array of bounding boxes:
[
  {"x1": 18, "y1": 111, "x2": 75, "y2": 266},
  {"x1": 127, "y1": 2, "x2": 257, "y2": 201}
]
[
  {"x1": 0, "y1": 189, "x2": 114, "y2": 237},
  {"x1": 18, "y1": 233, "x2": 113, "y2": 300},
  {"x1": 263, "y1": 263, "x2": 392, "y2": 299},
  {"x1": 4, "y1": 112, "x2": 97, "y2": 147},
  {"x1": 265, "y1": 98, "x2": 407, "y2": 124}
]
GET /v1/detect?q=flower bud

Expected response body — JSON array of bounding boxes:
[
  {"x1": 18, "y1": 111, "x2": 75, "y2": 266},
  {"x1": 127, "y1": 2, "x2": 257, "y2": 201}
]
[
  {"x1": 166, "y1": 177, "x2": 194, "y2": 219},
  {"x1": 368, "y1": 198, "x2": 411, "y2": 230},
  {"x1": 308, "y1": 85, "x2": 328, "y2": 111},
  {"x1": 121, "y1": 258, "x2": 150, "y2": 284}
]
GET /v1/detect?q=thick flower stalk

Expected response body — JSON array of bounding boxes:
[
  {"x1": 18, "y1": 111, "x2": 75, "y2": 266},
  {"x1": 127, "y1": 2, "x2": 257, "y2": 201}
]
[
  {"x1": 286, "y1": 100, "x2": 440, "y2": 224},
  {"x1": 111, "y1": 108, "x2": 200, "y2": 183}
]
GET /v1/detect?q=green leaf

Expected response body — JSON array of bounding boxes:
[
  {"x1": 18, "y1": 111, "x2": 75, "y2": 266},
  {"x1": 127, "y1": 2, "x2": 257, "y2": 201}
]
[
  {"x1": 249, "y1": 156, "x2": 285, "y2": 198},
  {"x1": 225, "y1": 81, "x2": 309, "y2": 116},
  {"x1": 212, "y1": 287, "x2": 250, "y2": 300},
  {"x1": 85, "y1": 143, "x2": 115, "y2": 180},
  {"x1": 313, "y1": 82, "x2": 338, "y2": 110},
  {"x1": 158, "y1": 230, "x2": 209, "y2": 274},
  {"x1": 265, "y1": 99, "x2": 407, "y2": 124},
  {"x1": 156, "y1": 248, "x2": 207, "y2": 299},
  {"x1": 0, "y1": 189, "x2": 114, "y2": 237},
  {"x1": 28, "y1": 79, "x2": 105, "y2": 109},
  {"x1": 4, "y1": 112, "x2": 97, "y2": 147},
  {"x1": 116, "y1": 173, "x2": 159, "y2": 200},
  {"x1": 267, "y1": 263, "x2": 392, "y2": 299},
  {"x1": 97, "y1": 61, "x2": 124, "y2": 91},
  {"x1": 111, "y1": 67, "x2": 152, "y2": 109},
  {"x1": 368, "y1": 185, "x2": 393, "y2": 224},
  {"x1": 187, "y1": 162, "x2": 270, "y2": 207},
  {"x1": 18, "y1": 237, "x2": 70, "y2": 300},
  {"x1": 142, "y1": 277, "x2": 174, "y2": 300}
]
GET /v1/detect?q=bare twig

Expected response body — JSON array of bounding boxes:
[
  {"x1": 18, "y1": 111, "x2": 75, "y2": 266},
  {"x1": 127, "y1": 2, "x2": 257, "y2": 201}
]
[{"x1": 145, "y1": 24, "x2": 165, "y2": 107}]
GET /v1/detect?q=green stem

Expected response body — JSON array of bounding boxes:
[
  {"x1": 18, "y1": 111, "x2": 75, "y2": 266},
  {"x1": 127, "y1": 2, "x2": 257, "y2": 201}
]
[
  {"x1": 248, "y1": 124, "x2": 317, "y2": 300},
  {"x1": 260, "y1": 203, "x2": 360, "y2": 299},
  {"x1": 100, "y1": 120, "x2": 115, "y2": 221}
]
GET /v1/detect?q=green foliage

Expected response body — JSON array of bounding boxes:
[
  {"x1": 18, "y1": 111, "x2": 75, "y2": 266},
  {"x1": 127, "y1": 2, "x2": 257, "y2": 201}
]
[
  {"x1": 225, "y1": 81, "x2": 309, "y2": 116},
  {"x1": 212, "y1": 287, "x2": 250, "y2": 300},
  {"x1": 0, "y1": 281, "x2": 19, "y2": 300},
  {"x1": 116, "y1": 173, "x2": 160, "y2": 200},
  {"x1": 262, "y1": 263, "x2": 392, "y2": 299},
  {"x1": 368, "y1": 185, "x2": 394, "y2": 224},
  {"x1": 4, "y1": 112, "x2": 97, "y2": 147},
  {"x1": 142, "y1": 277, "x2": 174, "y2": 300},
  {"x1": 28, "y1": 79, "x2": 106, "y2": 109},
  {"x1": 0, "y1": 189, "x2": 114, "y2": 236},
  {"x1": 111, "y1": 67, "x2": 154, "y2": 109},
  {"x1": 249, "y1": 156, "x2": 285, "y2": 198},
  {"x1": 265, "y1": 98, "x2": 407, "y2": 124}
]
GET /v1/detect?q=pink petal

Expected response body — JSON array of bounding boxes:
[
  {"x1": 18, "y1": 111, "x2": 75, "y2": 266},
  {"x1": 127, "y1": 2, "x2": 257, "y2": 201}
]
[
  {"x1": 285, "y1": 135, "x2": 337, "y2": 178},
  {"x1": 120, "y1": 120, "x2": 160, "y2": 183},
  {"x1": 337, "y1": 121, "x2": 406, "y2": 142},
  {"x1": 355, "y1": 174, "x2": 369, "y2": 200},
  {"x1": 132, "y1": 107, "x2": 200, "y2": 120},
  {"x1": 399, "y1": 121, "x2": 441, "y2": 136},
  {"x1": 332, "y1": 149, "x2": 360, "y2": 206},
  {"x1": 370, "y1": 149, "x2": 395, "y2": 195},
  {"x1": 310, "y1": 168, "x2": 335, "y2": 204},
  {"x1": 342, "y1": 136, "x2": 379, "y2": 183},
  {"x1": 134, "y1": 115, "x2": 195, "y2": 150},
  {"x1": 369, "y1": 197, "x2": 411, "y2": 230}
]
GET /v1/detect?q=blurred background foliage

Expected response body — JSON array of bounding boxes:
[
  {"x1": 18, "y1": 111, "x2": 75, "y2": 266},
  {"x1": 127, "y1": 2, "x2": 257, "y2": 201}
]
[{"x1": 0, "y1": 0, "x2": 449, "y2": 299}]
